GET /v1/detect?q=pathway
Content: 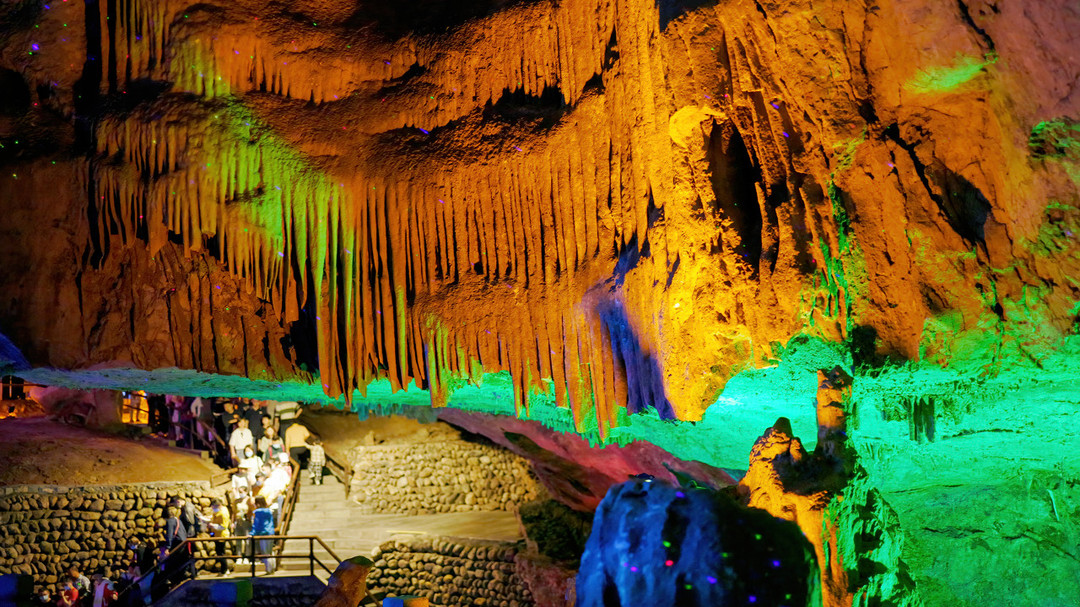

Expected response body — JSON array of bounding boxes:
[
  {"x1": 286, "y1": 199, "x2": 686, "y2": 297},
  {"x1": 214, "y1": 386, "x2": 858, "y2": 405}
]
[{"x1": 278, "y1": 474, "x2": 523, "y2": 579}]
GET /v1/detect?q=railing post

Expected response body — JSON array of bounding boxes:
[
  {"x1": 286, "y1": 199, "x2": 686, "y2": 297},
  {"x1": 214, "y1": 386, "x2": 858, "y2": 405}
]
[
  {"x1": 309, "y1": 538, "x2": 314, "y2": 577},
  {"x1": 250, "y1": 535, "x2": 256, "y2": 579}
]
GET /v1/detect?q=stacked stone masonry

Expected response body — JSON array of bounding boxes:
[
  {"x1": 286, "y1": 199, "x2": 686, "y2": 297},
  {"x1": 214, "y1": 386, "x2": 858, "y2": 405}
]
[
  {"x1": 369, "y1": 538, "x2": 534, "y2": 607},
  {"x1": 348, "y1": 440, "x2": 544, "y2": 514},
  {"x1": 0, "y1": 482, "x2": 223, "y2": 587}
]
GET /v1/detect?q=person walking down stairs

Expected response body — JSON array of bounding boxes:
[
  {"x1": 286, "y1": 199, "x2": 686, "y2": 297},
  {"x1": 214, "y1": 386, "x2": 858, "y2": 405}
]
[{"x1": 307, "y1": 436, "x2": 325, "y2": 485}]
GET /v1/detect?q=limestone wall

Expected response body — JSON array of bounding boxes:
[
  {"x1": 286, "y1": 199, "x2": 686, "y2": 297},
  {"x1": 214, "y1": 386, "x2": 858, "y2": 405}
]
[
  {"x1": 0, "y1": 482, "x2": 223, "y2": 587},
  {"x1": 348, "y1": 440, "x2": 543, "y2": 514},
  {"x1": 368, "y1": 538, "x2": 534, "y2": 607}
]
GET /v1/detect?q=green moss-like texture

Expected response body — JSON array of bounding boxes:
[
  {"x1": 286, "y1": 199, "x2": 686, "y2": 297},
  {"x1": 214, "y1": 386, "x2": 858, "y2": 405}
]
[
  {"x1": 825, "y1": 466, "x2": 922, "y2": 607},
  {"x1": 14, "y1": 333, "x2": 1080, "y2": 606}
]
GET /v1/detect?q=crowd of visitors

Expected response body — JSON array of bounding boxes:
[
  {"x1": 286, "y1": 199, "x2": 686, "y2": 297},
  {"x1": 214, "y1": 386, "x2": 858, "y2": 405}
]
[{"x1": 29, "y1": 398, "x2": 328, "y2": 604}]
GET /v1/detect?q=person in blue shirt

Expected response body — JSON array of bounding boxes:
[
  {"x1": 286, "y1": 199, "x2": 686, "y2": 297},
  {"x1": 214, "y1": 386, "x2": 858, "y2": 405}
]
[{"x1": 250, "y1": 496, "x2": 276, "y2": 574}]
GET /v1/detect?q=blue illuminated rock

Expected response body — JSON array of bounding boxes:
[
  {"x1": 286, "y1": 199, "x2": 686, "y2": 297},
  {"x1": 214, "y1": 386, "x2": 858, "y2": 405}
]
[{"x1": 576, "y1": 477, "x2": 819, "y2": 607}]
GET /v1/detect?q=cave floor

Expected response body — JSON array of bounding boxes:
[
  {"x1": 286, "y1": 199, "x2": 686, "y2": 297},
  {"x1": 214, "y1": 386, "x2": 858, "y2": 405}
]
[{"x1": 0, "y1": 417, "x2": 223, "y2": 485}]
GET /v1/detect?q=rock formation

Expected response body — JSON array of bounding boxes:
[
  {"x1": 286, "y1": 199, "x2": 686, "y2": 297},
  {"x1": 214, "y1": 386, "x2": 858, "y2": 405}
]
[
  {"x1": 738, "y1": 368, "x2": 918, "y2": 607},
  {"x1": 313, "y1": 556, "x2": 377, "y2": 607},
  {"x1": 576, "y1": 476, "x2": 819, "y2": 606},
  {"x1": 2, "y1": 2, "x2": 1080, "y2": 605},
  {"x1": 3, "y1": 0, "x2": 1078, "y2": 434},
  {"x1": 0, "y1": 483, "x2": 222, "y2": 585}
]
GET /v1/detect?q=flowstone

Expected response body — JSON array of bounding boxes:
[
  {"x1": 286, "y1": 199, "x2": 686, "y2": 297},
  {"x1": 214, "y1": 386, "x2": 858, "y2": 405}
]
[{"x1": 575, "y1": 476, "x2": 819, "y2": 607}]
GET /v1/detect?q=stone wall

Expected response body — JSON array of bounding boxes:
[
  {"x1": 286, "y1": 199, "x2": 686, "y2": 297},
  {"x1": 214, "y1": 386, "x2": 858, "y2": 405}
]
[
  {"x1": 348, "y1": 440, "x2": 543, "y2": 514},
  {"x1": 368, "y1": 538, "x2": 534, "y2": 607},
  {"x1": 0, "y1": 482, "x2": 223, "y2": 588}
]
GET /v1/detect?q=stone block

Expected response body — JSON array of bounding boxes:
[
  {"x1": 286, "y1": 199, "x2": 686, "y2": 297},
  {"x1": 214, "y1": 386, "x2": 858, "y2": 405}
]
[{"x1": 382, "y1": 597, "x2": 428, "y2": 607}]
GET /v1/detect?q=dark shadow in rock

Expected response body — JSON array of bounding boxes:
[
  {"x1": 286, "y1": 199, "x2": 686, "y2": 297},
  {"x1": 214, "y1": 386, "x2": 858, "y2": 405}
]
[
  {"x1": 503, "y1": 431, "x2": 599, "y2": 510},
  {"x1": 107, "y1": 79, "x2": 172, "y2": 114},
  {"x1": 930, "y1": 165, "x2": 992, "y2": 245},
  {"x1": 484, "y1": 85, "x2": 567, "y2": 129},
  {"x1": 707, "y1": 119, "x2": 763, "y2": 276},
  {"x1": 656, "y1": 0, "x2": 716, "y2": 31},
  {"x1": 348, "y1": 0, "x2": 541, "y2": 38},
  {"x1": 518, "y1": 499, "x2": 593, "y2": 565},
  {"x1": 0, "y1": 69, "x2": 31, "y2": 116}
]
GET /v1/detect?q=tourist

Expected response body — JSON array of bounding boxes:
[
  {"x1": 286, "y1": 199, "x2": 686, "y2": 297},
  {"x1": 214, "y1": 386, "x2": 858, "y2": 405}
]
[
  {"x1": 34, "y1": 587, "x2": 52, "y2": 607},
  {"x1": 283, "y1": 422, "x2": 311, "y2": 469},
  {"x1": 274, "y1": 401, "x2": 302, "y2": 434},
  {"x1": 170, "y1": 497, "x2": 201, "y2": 537},
  {"x1": 147, "y1": 395, "x2": 168, "y2": 436},
  {"x1": 260, "y1": 460, "x2": 291, "y2": 523},
  {"x1": 249, "y1": 496, "x2": 276, "y2": 574},
  {"x1": 161, "y1": 506, "x2": 192, "y2": 588},
  {"x1": 166, "y1": 396, "x2": 188, "y2": 447},
  {"x1": 209, "y1": 401, "x2": 233, "y2": 468},
  {"x1": 135, "y1": 538, "x2": 156, "y2": 579},
  {"x1": 260, "y1": 415, "x2": 275, "y2": 441},
  {"x1": 258, "y1": 427, "x2": 285, "y2": 462},
  {"x1": 90, "y1": 572, "x2": 117, "y2": 607},
  {"x1": 232, "y1": 488, "x2": 253, "y2": 564},
  {"x1": 228, "y1": 418, "x2": 254, "y2": 465},
  {"x1": 250, "y1": 472, "x2": 267, "y2": 502},
  {"x1": 238, "y1": 445, "x2": 261, "y2": 482},
  {"x1": 123, "y1": 537, "x2": 150, "y2": 575},
  {"x1": 67, "y1": 567, "x2": 91, "y2": 599},
  {"x1": 307, "y1": 436, "x2": 325, "y2": 485},
  {"x1": 206, "y1": 499, "x2": 232, "y2": 574},
  {"x1": 118, "y1": 563, "x2": 139, "y2": 585},
  {"x1": 114, "y1": 566, "x2": 143, "y2": 607},
  {"x1": 222, "y1": 401, "x2": 241, "y2": 428},
  {"x1": 242, "y1": 401, "x2": 266, "y2": 445},
  {"x1": 56, "y1": 581, "x2": 78, "y2": 607}
]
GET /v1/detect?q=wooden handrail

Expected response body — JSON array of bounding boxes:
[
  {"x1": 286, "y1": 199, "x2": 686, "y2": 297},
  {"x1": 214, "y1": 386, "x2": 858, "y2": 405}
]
[
  {"x1": 321, "y1": 446, "x2": 354, "y2": 498},
  {"x1": 210, "y1": 467, "x2": 240, "y2": 488},
  {"x1": 194, "y1": 417, "x2": 229, "y2": 451},
  {"x1": 274, "y1": 458, "x2": 303, "y2": 556}
]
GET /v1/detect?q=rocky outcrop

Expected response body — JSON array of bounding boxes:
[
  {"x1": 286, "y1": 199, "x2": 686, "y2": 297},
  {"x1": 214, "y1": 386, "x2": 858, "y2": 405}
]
[
  {"x1": 0, "y1": 482, "x2": 222, "y2": 586},
  {"x1": 314, "y1": 556, "x2": 376, "y2": 607},
  {"x1": 368, "y1": 538, "x2": 533, "y2": 607},
  {"x1": 738, "y1": 368, "x2": 920, "y2": 607},
  {"x1": 512, "y1": 553, "x2": 575, "y2": 607},
  {"x1": 575, "y1": 476, "x2": 819, "y2": 607},
  {"x1": 438, "y1": 409, "x2": 737, "y2": 511},
  {"x1": 346, "y1": 439, "x2": 543, "y2": 514}
]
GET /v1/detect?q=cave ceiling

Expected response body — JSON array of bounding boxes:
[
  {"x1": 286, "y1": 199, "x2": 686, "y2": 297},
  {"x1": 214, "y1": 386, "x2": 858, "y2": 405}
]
[{"x1": 0, "y1": 0, "x2": 1079, "y2": 441}]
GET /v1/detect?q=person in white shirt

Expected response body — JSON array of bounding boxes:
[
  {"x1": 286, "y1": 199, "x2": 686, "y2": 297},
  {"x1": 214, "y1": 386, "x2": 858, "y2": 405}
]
[
  {"x1": 228, "y1": 418, "x2": 254, "y2": 465},
  {"x1": 274, "y1": 401, "x2": 302, "y2": 433},
  {"x1": 90, "y1": 572, "x2": 116, "y2": 607},
  {"x1": 238, "y1": 445, "x2": 261, "y2": 482}
]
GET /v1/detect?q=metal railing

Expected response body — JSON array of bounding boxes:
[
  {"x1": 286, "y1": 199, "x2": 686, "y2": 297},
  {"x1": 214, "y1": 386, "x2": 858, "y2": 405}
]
[
  {"x1": 198, "y1": 534, "x2": 342, "y2": 577},
  {"x1": 114, "y1": 534, "x2": 341, "y2": 604}
]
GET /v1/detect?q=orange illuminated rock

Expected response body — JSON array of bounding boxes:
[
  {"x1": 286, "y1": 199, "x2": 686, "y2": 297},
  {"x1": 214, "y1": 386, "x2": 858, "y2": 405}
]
[
  {"x1": 1, "y1": 0, "x2": 1078, "y2": 433},
  {"x1": 314, "y1": 556, "x2": 376, "y2": 607},
  {"x1": 739, "y1": 368, "x2": 855, "y2": 607}
]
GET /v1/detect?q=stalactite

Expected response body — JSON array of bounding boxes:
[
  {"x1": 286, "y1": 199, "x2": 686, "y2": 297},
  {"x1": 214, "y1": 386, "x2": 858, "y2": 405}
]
[{"x1": 69, "y1": 0, "x2": 852, "y2": 433}]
